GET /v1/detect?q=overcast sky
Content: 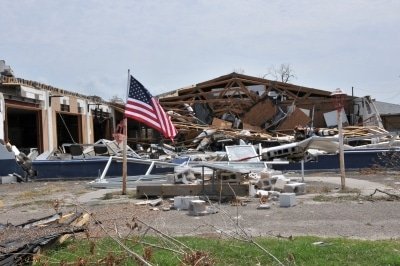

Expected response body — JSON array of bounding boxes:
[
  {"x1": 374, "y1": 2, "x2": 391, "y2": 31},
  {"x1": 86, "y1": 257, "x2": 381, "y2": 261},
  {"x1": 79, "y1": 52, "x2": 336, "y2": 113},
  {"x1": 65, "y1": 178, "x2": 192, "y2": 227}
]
[{"x1": 1, "y1": 0, "x2": 400, "y2": 104}]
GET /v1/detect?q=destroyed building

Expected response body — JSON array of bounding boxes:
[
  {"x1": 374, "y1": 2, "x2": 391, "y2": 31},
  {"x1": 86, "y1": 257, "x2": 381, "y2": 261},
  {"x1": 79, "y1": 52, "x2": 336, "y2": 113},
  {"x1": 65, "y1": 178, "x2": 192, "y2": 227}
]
[
  {"x1": 153, "y1": 72, "x2": 399, "y2": 148},
  {"x1": 1, "y1": 60, "x2": 399, "y2": 154}
]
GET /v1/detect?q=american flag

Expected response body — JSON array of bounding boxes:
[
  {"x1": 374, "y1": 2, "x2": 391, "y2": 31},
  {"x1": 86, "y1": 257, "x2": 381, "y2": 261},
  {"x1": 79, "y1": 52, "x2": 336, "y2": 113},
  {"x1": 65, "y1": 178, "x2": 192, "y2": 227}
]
[{"x1": 125, "y1": 75, "x2": 177, "y2": 141}]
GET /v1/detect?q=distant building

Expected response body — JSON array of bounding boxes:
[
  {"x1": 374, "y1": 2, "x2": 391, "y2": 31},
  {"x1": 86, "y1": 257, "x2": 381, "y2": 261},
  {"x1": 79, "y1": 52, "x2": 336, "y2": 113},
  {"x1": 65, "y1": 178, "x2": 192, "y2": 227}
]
[
  {"x1": 0, "y1": 61, "x2": 115, "y2": 154},
  {"x1": 374, "y1": 101, "x2": 400, "y2": 132}
]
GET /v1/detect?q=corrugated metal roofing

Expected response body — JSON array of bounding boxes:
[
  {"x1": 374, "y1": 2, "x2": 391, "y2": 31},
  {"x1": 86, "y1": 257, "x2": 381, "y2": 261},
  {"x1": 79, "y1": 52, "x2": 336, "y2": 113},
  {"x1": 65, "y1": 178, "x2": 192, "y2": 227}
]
[{"x1": 374, "y1": 101, "x2": 400, "y2": 115}]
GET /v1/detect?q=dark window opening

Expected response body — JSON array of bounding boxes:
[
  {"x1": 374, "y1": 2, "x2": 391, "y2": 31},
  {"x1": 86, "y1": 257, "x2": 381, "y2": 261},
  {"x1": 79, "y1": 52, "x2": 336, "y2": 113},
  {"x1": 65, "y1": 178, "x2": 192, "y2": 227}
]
[
  {"x1": 60, "y1": 104, "x2": 70, "y2": 112},
  {"x1": 93, "y1": 117, "x2": 111, "y2": 142}
]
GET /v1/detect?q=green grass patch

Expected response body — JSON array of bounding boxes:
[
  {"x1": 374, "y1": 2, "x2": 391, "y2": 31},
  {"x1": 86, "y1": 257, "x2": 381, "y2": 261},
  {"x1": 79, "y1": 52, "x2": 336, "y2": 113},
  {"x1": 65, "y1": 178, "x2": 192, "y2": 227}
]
[{"x1": 34, "y1": 236, "x2": 400, "y2": 265}]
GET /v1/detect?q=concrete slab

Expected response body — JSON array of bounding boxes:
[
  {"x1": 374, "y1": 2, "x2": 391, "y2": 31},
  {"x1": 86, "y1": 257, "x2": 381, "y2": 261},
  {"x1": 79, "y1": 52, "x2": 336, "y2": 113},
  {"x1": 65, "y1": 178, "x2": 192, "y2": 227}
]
[
  {"x1": 302, "y1": 176, "x2": 393, "y2": 196},
  {"x1": 76, "y1": 188, "x2": 135, "y2": 204}
]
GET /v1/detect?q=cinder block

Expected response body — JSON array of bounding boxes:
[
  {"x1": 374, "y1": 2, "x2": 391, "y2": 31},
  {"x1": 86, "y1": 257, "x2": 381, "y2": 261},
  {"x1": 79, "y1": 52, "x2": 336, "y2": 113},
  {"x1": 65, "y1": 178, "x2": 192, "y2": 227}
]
[
  {"x1": 283, "y1": 183, "x2": 306, "y2": 195},
  {"x1": 1, "y1": 175, "x2": 17, "y2": 184},
  {"x1": 188, "y1": 200, "x2": 207, "y2": 216},
  {"x1": 174, "y1": 196, "x2": 200, "y2": 210},
  {"x1": 249, "y1": 183, "x2": 257, "y2": 197},
  {"x1": 255, "y1": 178, "x2": 272, "y2": 190},
  {"x1": 280, "y1": 193, "x2": 296, "y2": 207},
  {"x1": 274, "y1": 176, "x2": 290, "y2": 191}
]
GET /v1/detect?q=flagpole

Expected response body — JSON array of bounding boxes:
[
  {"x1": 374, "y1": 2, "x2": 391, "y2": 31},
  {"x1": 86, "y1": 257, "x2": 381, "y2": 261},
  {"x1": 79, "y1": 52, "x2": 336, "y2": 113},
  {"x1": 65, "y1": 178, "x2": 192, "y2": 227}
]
[{"x1": 122, "y1": 69, "x2": 130, "y2": 195}]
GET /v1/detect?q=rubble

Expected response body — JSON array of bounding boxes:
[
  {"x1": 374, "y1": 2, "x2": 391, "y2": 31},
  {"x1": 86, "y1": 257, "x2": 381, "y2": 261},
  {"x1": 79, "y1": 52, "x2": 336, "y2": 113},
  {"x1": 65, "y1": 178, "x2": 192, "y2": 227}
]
[{"x1": 0, "y1": 212, "x2": 89, "y2": 265}]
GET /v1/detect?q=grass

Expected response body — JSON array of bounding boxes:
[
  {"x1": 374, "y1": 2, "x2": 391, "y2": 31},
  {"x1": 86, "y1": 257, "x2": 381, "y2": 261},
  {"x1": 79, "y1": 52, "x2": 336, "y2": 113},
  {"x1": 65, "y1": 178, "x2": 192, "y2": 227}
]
[
  {"x1": 34, "y1": 236, "x2": 400, "y2": 265},
  {"x1": 313, "y1": 194, "x2": 362, "y2": 202},
  {"x1": 305, "y1": 184, "x2": 333, "y2": 194},
  {"x1": 16, "y1": 185, "x2": 66, "y2": 200},
  {"x1": 337, "y1": 187, "x2": 361, "y2": 194}
]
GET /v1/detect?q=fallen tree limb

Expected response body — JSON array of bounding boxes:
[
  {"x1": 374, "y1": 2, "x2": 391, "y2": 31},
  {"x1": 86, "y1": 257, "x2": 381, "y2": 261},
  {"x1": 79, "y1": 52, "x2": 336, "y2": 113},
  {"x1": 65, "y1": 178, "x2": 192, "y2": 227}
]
[{"x1": 369, "y1": 189, "x2": 400, "y2": 199}]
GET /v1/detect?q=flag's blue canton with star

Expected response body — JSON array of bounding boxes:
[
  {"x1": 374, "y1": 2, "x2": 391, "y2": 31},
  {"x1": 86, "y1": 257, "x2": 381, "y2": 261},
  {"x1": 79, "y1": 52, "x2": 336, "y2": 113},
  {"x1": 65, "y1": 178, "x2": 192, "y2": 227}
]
[
  {"x1": 128, "y1": 77, "x2": 152, "y2": 105},
  {"x1": 125, "y1": 75, "x2": 177, "y2": 140}
]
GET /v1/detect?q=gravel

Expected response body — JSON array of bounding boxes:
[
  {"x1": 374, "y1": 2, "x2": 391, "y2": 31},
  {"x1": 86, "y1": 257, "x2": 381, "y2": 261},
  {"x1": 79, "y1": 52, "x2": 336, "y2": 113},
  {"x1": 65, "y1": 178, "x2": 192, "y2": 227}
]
[{"x1": 1, "y1": 173, "x2": 400, "y2": 241}]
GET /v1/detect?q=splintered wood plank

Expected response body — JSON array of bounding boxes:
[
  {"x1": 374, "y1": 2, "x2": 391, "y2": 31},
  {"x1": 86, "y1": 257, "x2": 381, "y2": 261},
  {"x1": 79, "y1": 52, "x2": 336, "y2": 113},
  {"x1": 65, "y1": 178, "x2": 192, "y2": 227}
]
[{"x1": 242, "y1": 123, "x2": 263, "y2": 132}]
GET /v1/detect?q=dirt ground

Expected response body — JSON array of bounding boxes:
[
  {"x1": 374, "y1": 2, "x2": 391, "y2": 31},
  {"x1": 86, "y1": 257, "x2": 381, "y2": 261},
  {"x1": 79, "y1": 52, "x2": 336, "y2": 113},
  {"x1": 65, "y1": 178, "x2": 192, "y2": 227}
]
[{"x1": 1, "y1": 170, "x2": 400, "y2": 241}]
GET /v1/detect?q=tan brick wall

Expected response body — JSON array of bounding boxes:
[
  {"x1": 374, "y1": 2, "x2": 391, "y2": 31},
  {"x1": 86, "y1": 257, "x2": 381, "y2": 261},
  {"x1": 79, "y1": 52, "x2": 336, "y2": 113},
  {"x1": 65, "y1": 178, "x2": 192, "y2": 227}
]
[
  {"x1": 51, "y1": 97, "x2": 61, "y2": 112},
  {"x1": 81, "y1": 114, "x2": 88, "y2": 143},
  {"x1": 41, "y1": 109, "x2": 49, "y2": 151},
  {"x1": 52, "y1": 109, "x2": 57, "y2": 148},
  {"x1": 69, "y1": 97, "x2": 78, "y2": 114}
]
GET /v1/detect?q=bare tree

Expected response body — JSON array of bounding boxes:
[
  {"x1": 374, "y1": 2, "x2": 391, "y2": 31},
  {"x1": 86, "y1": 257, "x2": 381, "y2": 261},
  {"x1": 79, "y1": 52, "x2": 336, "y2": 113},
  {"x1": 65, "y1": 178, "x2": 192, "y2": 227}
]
[{"x1": 263, "y1": 63, "x2": 296, "y2": 83}]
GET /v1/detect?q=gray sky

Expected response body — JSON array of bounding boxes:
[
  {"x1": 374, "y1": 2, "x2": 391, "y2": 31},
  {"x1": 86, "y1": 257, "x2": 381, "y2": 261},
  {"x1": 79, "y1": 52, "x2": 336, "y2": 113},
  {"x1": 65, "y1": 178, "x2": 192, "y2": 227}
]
[{"x1": 1, "y1": 0, "x2": 400, "y2": 104}]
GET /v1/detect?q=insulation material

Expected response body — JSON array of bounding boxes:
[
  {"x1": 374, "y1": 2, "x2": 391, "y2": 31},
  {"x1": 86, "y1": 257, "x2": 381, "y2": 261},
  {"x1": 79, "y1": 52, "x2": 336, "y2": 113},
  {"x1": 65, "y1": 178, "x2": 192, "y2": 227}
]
[
  {"x1": 242, "y1": 99, "x2": 276, "y2": 126},
  {"x1": 276, "y1": 107, "x2": 311, "y2": 131},
  {"x1": 324, "y1": 108, "x2": 348, "y2": 127}
]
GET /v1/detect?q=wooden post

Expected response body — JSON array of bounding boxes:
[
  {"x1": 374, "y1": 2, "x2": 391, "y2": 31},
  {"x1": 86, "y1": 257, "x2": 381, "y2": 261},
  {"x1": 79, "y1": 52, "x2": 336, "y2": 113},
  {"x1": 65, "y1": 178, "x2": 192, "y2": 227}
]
[
  {"x1": 332, "y1": 88, "x2": 346, "y2": 190},
  {"x1": 122, "y1": 117, "x2": 127, "y2": 195},
  {"x1": 338, "y1": 109, "x2": 346, "y2": 190}
]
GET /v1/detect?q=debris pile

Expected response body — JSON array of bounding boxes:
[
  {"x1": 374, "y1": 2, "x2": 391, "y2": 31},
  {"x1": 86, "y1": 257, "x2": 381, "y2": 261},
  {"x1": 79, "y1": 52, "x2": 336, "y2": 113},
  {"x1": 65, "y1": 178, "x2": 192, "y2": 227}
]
[
  {"x1": 156, "y1": 73, "x2": 399, "y2": 156},
  {"x1": 0, "y1": 212, "x2": 89, "y2": 265}
]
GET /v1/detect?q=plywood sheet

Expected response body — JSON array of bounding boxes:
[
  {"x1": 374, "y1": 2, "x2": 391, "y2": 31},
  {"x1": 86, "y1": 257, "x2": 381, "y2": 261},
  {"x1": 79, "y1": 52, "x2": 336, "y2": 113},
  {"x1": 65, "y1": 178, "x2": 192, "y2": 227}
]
[
  {"x1": 242, "y1": 99, "x2": 276, "y2": 126},
  {"x1": 276, "y1": 107, "x2": 311, "y2": 131}
]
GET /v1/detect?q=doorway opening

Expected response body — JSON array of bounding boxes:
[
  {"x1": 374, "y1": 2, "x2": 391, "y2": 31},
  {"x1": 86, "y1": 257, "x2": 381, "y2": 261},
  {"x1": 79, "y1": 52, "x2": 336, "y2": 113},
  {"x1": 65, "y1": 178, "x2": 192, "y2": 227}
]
[
  {"x1": 6, "y1": 107, "x2": 41, "y2": 154},
  {"x1": 56, "y1": 113, "x2": 81, "y2": 148}
]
